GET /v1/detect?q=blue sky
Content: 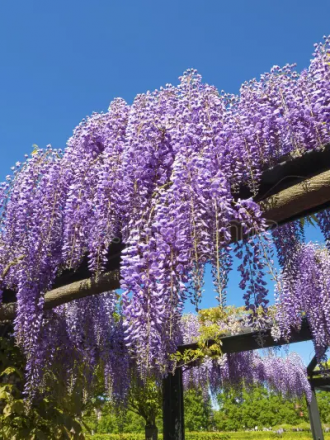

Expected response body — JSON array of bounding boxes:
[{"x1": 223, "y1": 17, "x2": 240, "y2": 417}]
[{"x1": 1, "y1": 0, "x2": 330, "y2": 364}]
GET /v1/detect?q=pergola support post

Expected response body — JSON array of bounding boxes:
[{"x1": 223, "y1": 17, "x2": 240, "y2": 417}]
[
  {"x1": 307, "y1": 386, "x2": 324, "y2": 440},
  {"x1": 163, "y1": 367, "x2": 185, "y2": 440}
]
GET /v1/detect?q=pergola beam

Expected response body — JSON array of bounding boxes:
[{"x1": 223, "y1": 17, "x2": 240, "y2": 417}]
[
  {"x1": 1, "y1": 146, "x2": 330, "y2": 319},
  {"x1": 0, "y1": 270, "x2": 120, "y2": 321},
  {"x1": 310, "y1": 377, "x2": 330, "y2": 388},
  {"x1": 163, "y1": 319, "x2": 313, "y2": 440},
  {"x1": 179, "y1": 318, "x2": 312, "y2": 355},
  {"x1": 261, "y1": 169, "x2": 330, "y2": 226}
]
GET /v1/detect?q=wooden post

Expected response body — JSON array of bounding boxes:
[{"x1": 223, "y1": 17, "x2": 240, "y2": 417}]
[
  {"x1": 307, "y1": 386, "x2": 324, "y2": 440},
  {"x1": 163, "y1": 367, "x2": 184, "y2": 440}
]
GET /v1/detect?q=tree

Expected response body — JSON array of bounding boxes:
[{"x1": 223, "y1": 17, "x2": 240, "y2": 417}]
[
  {"x1": 127, "y1": 374, "x2": 162, "y2": 440},
  {"x1": 82, "y1": 371, "x2": 162, "y2": 440},
  {"x1": 83, "y1": 402, "x2": 146, "y2": 434},
  {"x1": 184, "y1": 388, "x2": 212, "y2": 431},
  {"x1": 213, "y1": 385, "x2": 313, "y2": 431},
  {"x1": 0, "y1": 334, "x2": 85, "y2": 439},
  {"x1": 316, "y1": 390, "x2": 330, "y2": 425}
]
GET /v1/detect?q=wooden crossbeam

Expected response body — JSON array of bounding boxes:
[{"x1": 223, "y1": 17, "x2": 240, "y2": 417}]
[
  {"x1": 178, "y1": 318, "x2": 312, "y2": 355},
  {"x1": 309, "y1": 369, "x2": 330, "y2": 378},
  {"x1": 0, "y1": 270, "x2": 120, "y2": 321}
]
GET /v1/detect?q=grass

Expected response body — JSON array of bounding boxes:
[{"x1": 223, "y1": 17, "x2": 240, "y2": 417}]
[
  {"x1": 86, "y1": 432, "x2": 330, "y2": 440},
  {"x1": 227, "y1": 432, "x2": 319, "y2": 439}
]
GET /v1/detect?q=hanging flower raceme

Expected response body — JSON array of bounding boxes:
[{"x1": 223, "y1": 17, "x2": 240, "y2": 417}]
[
  {"x1": 0, "y1": 148, "x2": 68, "y2": 394},
  {"x1": 317, "y1": 208, "x2": 330, "y2": 248},
  {"x1": 272, "y1": 221, "x2": 304, "y2": 270},
  {"x1": 32, "y1": 291, "x2": 131, "y2": 405},
  {"x1": 275, "y1": 243, "x2": 330, "y2": 360},
  {"x1": 62, "y1": 98, "x2": 129, "y2": 273}
]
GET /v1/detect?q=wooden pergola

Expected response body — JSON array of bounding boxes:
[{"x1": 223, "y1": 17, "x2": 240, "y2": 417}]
[
  {"x1": 1, "y1": 144, "x2": 330, "y2": 439},
  {"x1": 165, "y1": 322, "x2": 329, "y2": 440}
]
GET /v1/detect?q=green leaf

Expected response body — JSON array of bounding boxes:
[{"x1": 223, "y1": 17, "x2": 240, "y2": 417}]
[
  {"x1": 34, "y1": 429, "x2": 49, "y2": 440},
  {"x1": 3, "y1": 400, "x2": 25, "y2": 418},
  {"x1": 306, "y1": 214, "x2": 318, "y2": 227},
  {"x1": 3, "y1": 403, "x2": 13, "y2": 418},
  {"x1": 0, "y1": 383, "x2": 15, "y2": 396},
  {"x1": 0, "y1": 366, "x2": 23, "y2": 379},
  {"x1": 0, "y1": 390, "x2": 10, "y2": 400},
  {"x1": 31, "y1": 144, "x2": 39, "y2": 155}
]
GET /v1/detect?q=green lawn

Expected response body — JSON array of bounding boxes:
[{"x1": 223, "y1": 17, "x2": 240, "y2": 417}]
[
  {"x1": 227, "y1": 432, "x2": 326, "y2": 439},
  {"x1": 87, "y1": 432, "x2": 330, "y2": 440}
]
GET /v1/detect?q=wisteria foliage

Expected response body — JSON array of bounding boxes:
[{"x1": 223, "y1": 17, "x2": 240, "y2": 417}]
[{"x1": 0, "y1": 37, "x2": 329, "y2": 397}]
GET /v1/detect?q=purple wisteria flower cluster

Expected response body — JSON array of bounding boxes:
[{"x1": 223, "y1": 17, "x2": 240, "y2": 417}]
[
  {"x1": 181, "y1": 313, "x2": 312, "y2": 402},
  {"x1": 183, "y1": 351, "x2": 312, "y2": 402},
  {"x1": 274, "y1": 242, "x2": 330, "y2": 362},
  {"x1": 0, "y1": 37, "x2": 329, "y2": 396}
]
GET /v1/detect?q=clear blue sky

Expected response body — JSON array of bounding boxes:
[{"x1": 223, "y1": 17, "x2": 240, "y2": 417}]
[{"x1": 1, "y1": 0, "x2": 329, "y2": 364}]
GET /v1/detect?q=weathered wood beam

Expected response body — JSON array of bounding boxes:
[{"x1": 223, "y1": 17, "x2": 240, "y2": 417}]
[
  {"x1": 309, "y1": 369, "x2": 330, "y2": 378},
  {"x1": 0, "y1": 270, "x2": 120, "y2": 321},
  {"x1": 310, "y1": 377, "x2": 330, "y2": 388},
  {"x1": 261, "y1": 169, "x2": 330, "y2": 226},
  {"x1": 178, "y1": 318, "x2": 312, "y2": 355}
]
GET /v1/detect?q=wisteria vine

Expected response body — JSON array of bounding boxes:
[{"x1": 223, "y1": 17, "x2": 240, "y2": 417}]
[{"x1": 0, "y1": 36, "x2": 329, "y2": 398}]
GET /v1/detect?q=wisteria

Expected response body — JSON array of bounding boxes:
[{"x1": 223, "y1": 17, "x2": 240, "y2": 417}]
[
  {"x1": 183, "y1": 351, "x2": 312, "y2": 403},
  {"x1": 274, "y1": 243, "x2": 330, "y2": 361},
  {"x1": 0, "y1": 36, "x2": 329, "y2": 398},
  {"x1": 37, "y1": 292, "x2": 131, "y2": 405},
  {"x1": 181, "y1": 313, "x2": 312, "y2": 402}
]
